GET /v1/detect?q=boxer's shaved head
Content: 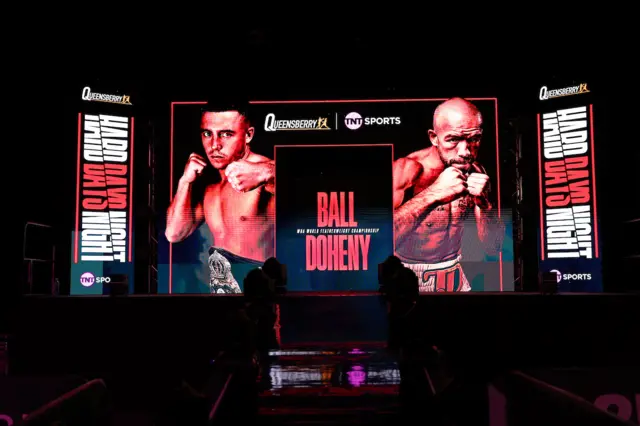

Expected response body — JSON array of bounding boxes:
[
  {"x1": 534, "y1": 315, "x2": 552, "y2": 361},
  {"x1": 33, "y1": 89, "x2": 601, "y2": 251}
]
[
  {"x1": 429, "y1": 97, "x2": 483, "y2": 172},
  {"x1": 433, "y1": 97, "x2": 483, "y2": 133}
]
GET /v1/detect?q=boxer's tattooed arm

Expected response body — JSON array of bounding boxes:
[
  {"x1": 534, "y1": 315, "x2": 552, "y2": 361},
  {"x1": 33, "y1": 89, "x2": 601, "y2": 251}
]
[
  {"x1": 392, "y1": 158, "x2": 426, "y2": 244},
  {"x1": 165, "y1": 179, "x2": 204, "y2": 243},
  {"x1": 475, "y1": 203, "x2": 504, "y2": 256},
  {"x1": 393, "y1": 158, "x2": 423, "y2": 208},
  {"x1": 260, "y1": 161, "x2": 275, "y2": 194},
  {"x1": 394, "y1": 188, "x2": 438, "y2": 245}
]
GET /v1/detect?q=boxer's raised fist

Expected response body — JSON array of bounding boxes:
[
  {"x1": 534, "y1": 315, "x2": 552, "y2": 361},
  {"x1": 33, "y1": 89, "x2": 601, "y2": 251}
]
[
  {"x1": 226, "y1": 159, "x2": 270, "y2": 193},
  {"x1": 181, "y1": 153, "x2": 206, "y2": 184},
  {"x1": 429, "y1": 167, "x2": 468, "y2": 203},
  {"x1": 467, "y1": 172, "x2": 490, "y2": 198}
]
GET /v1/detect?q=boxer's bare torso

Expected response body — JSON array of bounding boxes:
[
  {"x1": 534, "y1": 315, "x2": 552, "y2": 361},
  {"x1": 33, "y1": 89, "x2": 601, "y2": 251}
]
[
  {"x1": 394, "y1": 147, "x2": 473, "y2": 264},
  {"x1": 166, "y1": 109, "x2": 276, "y2": 263},
  {"x1": 202, "y1": 178, "x2": 274, "y2": 262}
]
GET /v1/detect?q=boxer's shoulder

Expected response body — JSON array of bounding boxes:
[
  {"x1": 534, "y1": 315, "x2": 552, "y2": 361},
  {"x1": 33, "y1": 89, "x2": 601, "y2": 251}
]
[
  {"x1": 247, "y1": 152, "x2": 271, "y2": 163},
  {"x1": 394, "y1": 156, "x2": 422, "y2": 172},
  {"x1": 406, "y1": 147, "x2": 432, "y2": 162},
  {"x1": 409, "y1": 147, "x2": 441, "y2": 181},
  {"x1": 393, "y1": 156, "x2": 423, "y2": 188}
]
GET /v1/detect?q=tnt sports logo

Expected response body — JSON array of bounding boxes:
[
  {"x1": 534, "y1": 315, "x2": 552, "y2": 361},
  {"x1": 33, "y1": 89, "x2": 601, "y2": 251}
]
[
  {"x1": 345, "y1": 112, "x2": 363, "y2": 129},
  {"x1": 344, "y1": 112, "x2": 401, "y2": 130},
  {"x1": 80, "y1": 272, "x2": 111, "y2": 287},
  {"x1": 549, "y1": 269, "x2": 592, "y2": 282}
]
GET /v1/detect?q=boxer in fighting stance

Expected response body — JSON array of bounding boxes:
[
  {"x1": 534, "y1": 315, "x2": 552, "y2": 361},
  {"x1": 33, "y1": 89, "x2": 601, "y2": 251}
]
[
  {"x1": 165, "y1": 100, "x2": 274, "y2": 293},
  {"x1": 393, "y1": 97, "x2": 503, "y2": 292}
]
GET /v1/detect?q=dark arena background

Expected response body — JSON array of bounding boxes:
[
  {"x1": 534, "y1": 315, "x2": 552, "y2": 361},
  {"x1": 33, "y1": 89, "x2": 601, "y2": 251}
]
[{"x1": 4, "y1": 25, "x2": 638, "y2": 426}]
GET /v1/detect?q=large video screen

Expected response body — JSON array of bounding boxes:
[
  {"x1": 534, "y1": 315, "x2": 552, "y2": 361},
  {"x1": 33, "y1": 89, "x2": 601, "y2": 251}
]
[{"x1": 159, "y1": 98, "x2": 514, "y2": 293}]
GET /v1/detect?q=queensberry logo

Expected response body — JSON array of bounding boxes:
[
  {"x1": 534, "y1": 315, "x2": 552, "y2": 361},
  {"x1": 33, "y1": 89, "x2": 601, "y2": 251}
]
[
  {"x1": 82, "y1": 86, "x2": 132, "y2": 105},
  {"x1": 539, "y1": 83, "x2": 589, "y2": 101},
  {"x1": 264, "y1": 113, "x2": 331, "y2": 131}
]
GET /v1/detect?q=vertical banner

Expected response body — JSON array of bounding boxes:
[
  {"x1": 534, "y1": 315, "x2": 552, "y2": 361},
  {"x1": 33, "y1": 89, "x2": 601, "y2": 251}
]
[
  {"x1": 537, "y1": 83, "x2": 602, "y2": 291},
  {"x1": 71, "y1": 87, "x2": 135, "y2": 295}
]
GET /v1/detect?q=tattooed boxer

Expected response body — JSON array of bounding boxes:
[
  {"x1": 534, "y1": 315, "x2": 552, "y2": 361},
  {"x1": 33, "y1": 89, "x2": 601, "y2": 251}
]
[{"x1": 392, "y1": 98, "x2": 503, "y2": 292}]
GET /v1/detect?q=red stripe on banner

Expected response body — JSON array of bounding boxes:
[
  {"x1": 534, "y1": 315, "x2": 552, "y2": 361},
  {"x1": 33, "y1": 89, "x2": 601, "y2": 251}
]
[
  {"x1": 129, "y1": 117, "x2": 134, "y2": 262},
  {"x1": 169, "y1": 103, "x2": 176, "y2": 293},
  {"x1": 494, "y1": 99, "x2": 503, "y2": 291},
  {"x1": 537, "y1": 113, "x2": 545, "y2": 260},
  {"x1": 391, "y1": 143, "x2": 395, "y2": 255},
  {"x1": 75, "y1": 113, "x2": 82, "y2": 263},
  {"x1": 589, "y1": 105, "x2": 599, "y2": 258},
  {"x1": 273, "y1": 145, "x2": 277, "y2": 259}
]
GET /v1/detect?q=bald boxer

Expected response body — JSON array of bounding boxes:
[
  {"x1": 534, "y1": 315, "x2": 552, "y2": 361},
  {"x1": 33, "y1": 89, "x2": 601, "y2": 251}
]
[
  {"x1": 393, "y1": 98, "x2": 503, "y2": 292},
  {"x1": 166, "y1": 101, "x2": 274, "y2": 293}
]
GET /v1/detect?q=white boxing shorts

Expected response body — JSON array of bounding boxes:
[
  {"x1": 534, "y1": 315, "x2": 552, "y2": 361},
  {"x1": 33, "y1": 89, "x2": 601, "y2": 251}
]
[{"x1": 403, "y1": 255, "x2": 471, "y2": 293}]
